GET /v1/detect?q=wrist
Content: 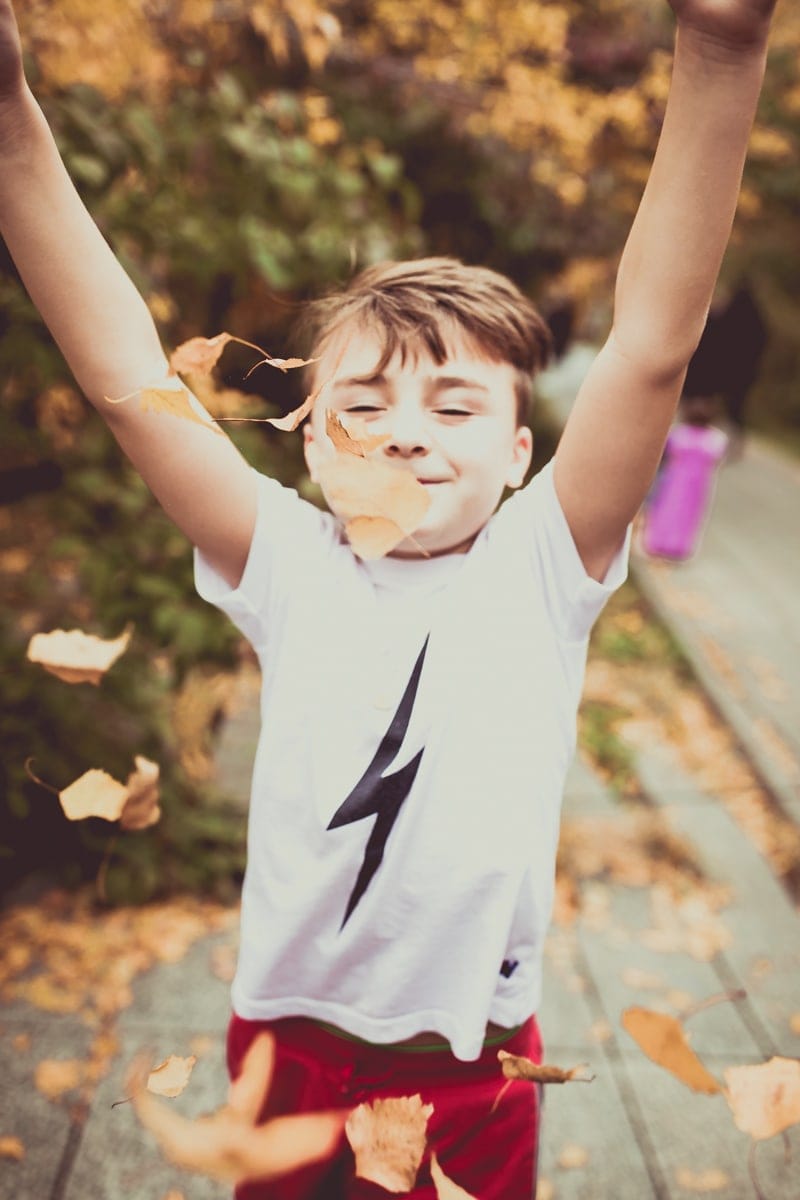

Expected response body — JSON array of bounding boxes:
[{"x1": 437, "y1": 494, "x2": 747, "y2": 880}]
[
  {"x1": 675, "y1": 22, "x2": 770, "y2": 69},
  {"x1": 0, "y1": 84, "x2": 41, "y2": 153}
]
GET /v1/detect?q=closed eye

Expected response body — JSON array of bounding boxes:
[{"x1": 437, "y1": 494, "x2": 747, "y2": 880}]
[{"x1": 345, "y1": 404, "x2": 384, "y2": 413}]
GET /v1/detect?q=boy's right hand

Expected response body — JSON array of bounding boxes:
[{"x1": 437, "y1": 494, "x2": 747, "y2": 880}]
[{"x1": 0, "y1": 0, "x2": 25, "y2": 110}]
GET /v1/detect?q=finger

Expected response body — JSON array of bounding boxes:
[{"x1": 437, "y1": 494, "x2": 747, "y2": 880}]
[{"x1": 227, "y1": 1031, "x2": 276, "y2": 1122}]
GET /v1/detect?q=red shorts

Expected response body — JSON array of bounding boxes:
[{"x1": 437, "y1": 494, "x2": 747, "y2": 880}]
[{"x1": 227, "y1": 1012, "x2": 543, "y2": 1200}]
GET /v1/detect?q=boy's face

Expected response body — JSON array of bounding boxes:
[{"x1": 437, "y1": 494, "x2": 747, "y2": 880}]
[{"x1": 303, "y1": 325, "x2": 533, "y2": 557}]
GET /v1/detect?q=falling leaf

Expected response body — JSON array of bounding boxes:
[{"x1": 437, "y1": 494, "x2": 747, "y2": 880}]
[
  {"x1": 346, "y1": 1094, "x2": 434, "y2": 1193},
  {"x1": 106, "y1": 385, "x2": 222, "y2": 433},
  {"x1": 317, "y1": 456, "x2": 430, "y2": 559},
  {"x1": 120, "y1": 757, "x2": 161, "y2": 831},
  {"x1": 129, "y1": 1033, "x2": 345, "y2": 1183},
  {"x1": 498, "y1": 1050, "x2": 595, "y2": 1085},
  {"x1": 621, "y1": 1008, "x2": 721, "y2": 1095},
  {"x1": 59, "y1": 769, "x2": 129, "y2": 822},
  {"x1": 675, "y1": 1167, "x2": 731, "y2": 1192},
  {"x1": 723, "y1": 1057, "x2": 800, "y2": 1141},
  {"x1": 430, "y1": 1151, "x2": 477, "y2": 1199},
  {"x1": 169, "y1": 333, "x2": 234, "y2": 376},
  {"x1": 26, "y1": 625, "x2": 133, "y2": 685},
  {"x1": 263, "y1": 391, "x2": 316, "y2": 432},
  {"x1": 34, "y1": 1059, "x2": 84, "y2": 1100},
  {"x1": 325, "y1": 409, "x2": 390, "y2": 457},
  {"x1": 344, "y1": 515, "x2": 409, "y2": 560},
  {"x1": 0, "y1": 1137, "x2": 24, "y2": 1161},
  {"x1": 148, "y1": 1054, "x2": 197, "y2": 1098},
  {"x1": 255, "y1": 354, "x2": 317, "y2": 374},
  {"x1": 558, "y1": 1143, "x2": 589, "y2": 1169}
]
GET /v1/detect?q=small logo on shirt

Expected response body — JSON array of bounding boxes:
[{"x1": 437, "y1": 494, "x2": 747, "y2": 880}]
[{"x1": 327, "y1": 637, "x2": 428, "y2": 929}]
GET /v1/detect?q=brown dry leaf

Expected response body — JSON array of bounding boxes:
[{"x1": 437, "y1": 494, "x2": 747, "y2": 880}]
[
  {"x1": 723, "y1": 1057, "x2": 800, "y2": 1141},
  {"x1": 498, "y1": 1050, "x2": 595, "y2": 1085},
  {"x1": 317, "y1": 456, "x2": 430, "y2": 559},
  {"x1": 130, "y1": 1033, "x2": 345, "y2": 1183},
  {"x1": 675, "y1": 1167, "x2": 730, "y2": 1192},
  {"x1": 790, "y1": 1013, "x2": 800, "y2": 1036},
  {"x1": 430, "y1": 1151, "x2": 477, "y2": 1199},
  {"x1": 34, "y1": 1059, "x2": 84, "y2": 1100},
  {"x1": 139, "y1": 387, "x2": 222, "y2": 432},
  {"x1": 121, "y1": 756, "x2": 161, "y2": 831},
  {"x1": 621, "y1": 1007, "x2": 721, "y2": 1095},
  {"x1": 169, "y1": 333, "x2": 233, "y2": 376},
  {"x1": 344, "y1": 515, "x2": 408, "y2": 560},
  {"x1": 558, "y1": 1143, "x2": 589, "y2": 1169},
  {"x1": 59, "y1": 769, "x2": 129, "y2": 823},
  {"x1": 148, "y1": 1054, "x2": 197, "y2": 1098},
  {"x1": 264, "y1": 391, "x2": 316, "y2": 432},
  {"x1": 257, "y1": 354, "x2": 317, "y2": 374},
  {"x1": 26, "y1": 625, "x2": 132, "y2": 685},
  {"x1": 161, "y1": 1192, "x2": 186, "y2": 1200},
  {"x1": 345, "y1": 1094, "x2": 434, "y2": 1193},
  {"x1": 0, "y1": 1136, "x2": 24, "y2": 1161},
  {"x1": 325, "y1": 410, "x2": 390, "y2": 457}
]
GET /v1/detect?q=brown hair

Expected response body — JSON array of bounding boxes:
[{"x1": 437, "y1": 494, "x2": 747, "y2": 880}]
[{"x1": 298, "y1": 257, "x2": 553, "y2": 425}]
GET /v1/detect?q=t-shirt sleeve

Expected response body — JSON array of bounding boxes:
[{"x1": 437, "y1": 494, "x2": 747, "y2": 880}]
[
  {"x1": 193, "y1": 469, "x2": 337, "y2": 651},
  {"x1": 504, "y1": 458, "x2": 631, "y2": 643}
]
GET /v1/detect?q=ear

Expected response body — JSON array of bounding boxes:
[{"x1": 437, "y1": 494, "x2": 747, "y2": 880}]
[
  {"x1": 303, "y1": 422, "x2": 320, "y2": 483},
  {"x1": 506, "y1": 425, "x2": 533, "y2": 490}
]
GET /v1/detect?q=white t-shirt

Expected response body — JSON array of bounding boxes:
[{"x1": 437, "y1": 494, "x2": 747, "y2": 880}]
[{"x1": 195, "y1": 459, "x2": 629, "y2": 1061}]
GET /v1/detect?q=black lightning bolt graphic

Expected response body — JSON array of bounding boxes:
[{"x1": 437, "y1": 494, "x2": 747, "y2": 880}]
[{"x1": 327, "y1": 637, "x2": 428, "y2": 928}]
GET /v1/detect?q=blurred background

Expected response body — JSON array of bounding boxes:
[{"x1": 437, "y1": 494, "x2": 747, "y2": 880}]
[{"x1": 2, "y1": 0, "x2": 799, "y2": 902}]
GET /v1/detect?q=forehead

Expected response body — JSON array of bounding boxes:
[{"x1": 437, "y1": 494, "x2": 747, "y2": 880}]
[{"x1": 314, "y1": 320, "x2": 517, "y2": 390}]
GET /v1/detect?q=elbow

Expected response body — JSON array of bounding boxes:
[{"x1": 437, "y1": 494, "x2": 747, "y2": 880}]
[{"x1": 606, "y1": 325, "x2": 696, "y2": 390}]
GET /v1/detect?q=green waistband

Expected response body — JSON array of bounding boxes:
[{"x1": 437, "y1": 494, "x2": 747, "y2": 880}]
[{"x1": 310, "y1": 1019, "x2": 523, "y2": 1055}]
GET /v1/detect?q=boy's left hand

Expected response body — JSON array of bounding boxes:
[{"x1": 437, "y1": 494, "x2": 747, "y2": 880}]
[{"x1": 668, "y1": 0, "x2": 778, "y2": 50}]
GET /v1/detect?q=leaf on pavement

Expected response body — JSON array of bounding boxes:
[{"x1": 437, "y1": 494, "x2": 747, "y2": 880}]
[
  {"x1": 558, "y1": 1143, "x2": 589, "y2": 1169},
  {"x1": 317, "y1": 455, "x2": 430, "y2": 559},
  {"x1": 148, "y1": 1055, "x2": 197, "y2": 1098},
  {"x1": 34, "y1": 1059, "x2": 84, "y2": 1100},
  {"x1": 723, "y1": 1057, "x2": 800, "y2": 1141},
  {"x1": 0, "y1": 1137, "x2": 24, "y2": 1161},
  {"x1": 129, "y1": 1033, "x2": 345, "y2": 1183},
  {"x1": 121, "y1": 756, "x2": 161, "y2": 831},
  {"x1": 26, "y1": 625, "x2": 133, "y2": 685},
  {"x1": 59, "y1": 769, "x2": 129, "y2": 822},
  {"x1": 675, "y1": 1167, "x2": 731, "y2": 1192},
  {"x1": 430, "y1": 1152, "x2": 477, "y2": 1199},
  {"x1": 621, "y1": 1007, "x2": 721, "y2": 1094},
  {"x1": 345, "y1": 1094, "x2": 434, "y2": 1193}
]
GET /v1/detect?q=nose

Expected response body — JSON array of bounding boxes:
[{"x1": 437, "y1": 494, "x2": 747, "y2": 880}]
[{"x1": 382, "y1": 405, "x2": 431, "y2": 459}]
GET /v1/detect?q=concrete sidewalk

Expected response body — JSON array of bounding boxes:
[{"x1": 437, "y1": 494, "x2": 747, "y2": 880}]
[
  {"x1": 537, "y1": 344, "x2": 800, "y2": 823},
  {"x1": 2, "y1": 744, "x2": 799, "y2": 1200}
]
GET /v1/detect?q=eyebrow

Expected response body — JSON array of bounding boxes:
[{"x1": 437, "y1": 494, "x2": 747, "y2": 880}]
[{"x1": 331, "y1": 373, "x2": 490, "y2": 393}]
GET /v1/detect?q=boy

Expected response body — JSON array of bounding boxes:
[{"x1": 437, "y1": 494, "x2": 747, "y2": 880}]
[{"x1": 0, "y1": 1, "x2": 778, "y2": 1196}]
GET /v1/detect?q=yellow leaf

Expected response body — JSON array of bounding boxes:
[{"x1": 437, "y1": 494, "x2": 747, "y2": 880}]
[
  {"x1": 430, "y1": 1152, "x2": 477, "y2": 1199},
  {"x1": 59, "y1": 769, "x2": 129, "y2": 822},
  {"x1": 345, "y1": 1094, "x2": 433, "y2": 1193},
  {"x1": 622, "y1": 1007, "x2": 721, "y2": 1095},
  {"x1": 121, "y1": 756, "x2": 161, "y2": 831},
  {"x1": 169, "y1": 333, "x2": 234, "y2": 376},
  {"x1": 724, "y1": 1057, "x2": 800, "y2": 1141},
  {"x1": 558, "y1": 1143, "x2": 589, "y2": 1169},
  {"x1": 675, "y1": 1167, "x2": 731, "y2": 1192},
  {"x1": 498, "y1": 1049, "x2": 595, "y2": 1084},
  {"x1": 317, "y1": 456, "x2": 430, "y2": 558},
  {"x1": 148, "y1": 1054, "x2": 197, "y2": 1099},
  {"x1": 26, "y1": 625, "x2": 133, "y2": 686},
  {"x1": 0, "y1": 1137, "x2": 24, "y2": 1161},
  {"x1": 344, "y1": 515, "x2": 408, "y2": 560},
  {"x1": 34, "y1": 1059, "x2": 84, "y2": 1100}
]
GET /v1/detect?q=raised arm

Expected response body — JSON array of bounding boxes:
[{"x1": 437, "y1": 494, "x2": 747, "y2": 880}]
[
  {"x1": 0, "y1": 0, "x2": 256, "y2": 588},
  {"x1": 553, "y1": 0, "x2": 777, "y2": 580}
]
